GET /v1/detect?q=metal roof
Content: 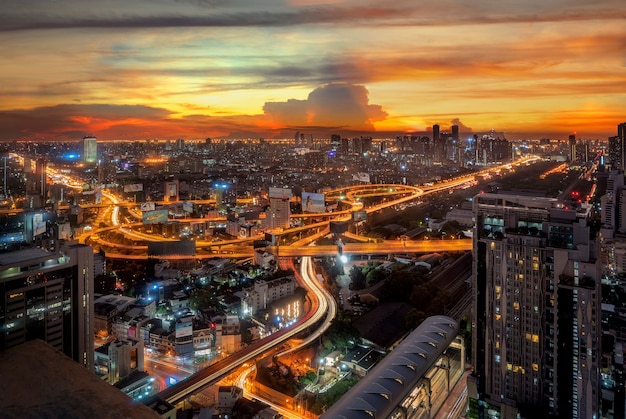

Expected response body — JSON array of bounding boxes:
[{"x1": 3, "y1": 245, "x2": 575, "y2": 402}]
[{"x1": 320, "y1": 315, "x2": 458, "y2": 419}]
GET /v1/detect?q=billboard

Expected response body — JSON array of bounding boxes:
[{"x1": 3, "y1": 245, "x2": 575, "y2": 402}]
[
  {"x1": 352, "y1": 172, "x2": 370, "y2": 183},
  {"x1": 353, "y1": 210, "x2": 367, "y2": 223},
  {"x1": 269, "y1": 187, "x2": 291, "y2": 199},
  {"x1": 123, "y1": 183, "x2": 143, "y2": 193},
  {"x1": 140, "y1": 202, "x2": 156, "y2": 212},
  {"x1": 302, "y1": 192, "x2": 326, "y2": 213},
  {"x1": 33, "y1": 213, "x2": 47, "y2": 236},
  {"x1": 183, "y1": 201, "x2": 194, "y2": 213},
  {"x1": 165, "y1": 180, "x2": 179, "y2": 202},
  {"x1": 58, "y1": 222, "x2": 72, "y2": 240},
  {"x1": 175, "y1": 322, "x2": 193, "y2": 338},
  {"x1": 142, "y1": 209, "x2": 168, "y2": 225}
]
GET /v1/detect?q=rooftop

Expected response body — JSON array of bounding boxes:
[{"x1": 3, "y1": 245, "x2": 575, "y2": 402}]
[{"x1": 0, "y1": 340, "x2": 159, "y2": 418}]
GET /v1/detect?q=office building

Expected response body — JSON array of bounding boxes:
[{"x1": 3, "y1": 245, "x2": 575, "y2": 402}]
[
  {"x1": 266, "y1": 187, "x2": 291, "y2": 230},
  {"x1": 433, "y1": 124, "x2": 442, "y2": 161},
  {"x1": 82, "y1": 135, "x2": 98, "y2": 164},
  {"x1": 470, "y1": 193, "x2": 600, "y2": 418},
  {"x1": 569, "y1": 134, "x2": 577, "y2": 162},
  {"x1": 609, "y1": 123, "x2": 626, "y2": 170},
  {"x1": 452, "y1": 124, "x2": 459, "y2": 141},
  {"x1": 0, "y1": 244, "x2": 95, "y2": 371}
]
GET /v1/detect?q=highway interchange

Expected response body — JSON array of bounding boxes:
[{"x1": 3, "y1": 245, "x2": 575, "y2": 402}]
[{"x1": 47, "y1": 156, "x2": 538, "y2": 414}]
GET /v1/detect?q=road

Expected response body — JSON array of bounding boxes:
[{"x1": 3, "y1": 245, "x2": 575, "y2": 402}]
[{"x1": 157, "y1": 255, "x2": 336, "y2": 405}]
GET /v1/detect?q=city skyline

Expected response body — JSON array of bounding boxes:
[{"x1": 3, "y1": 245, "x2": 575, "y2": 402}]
[{"x1": 1, "y1": 0, "x2": 625, "y2": 141}]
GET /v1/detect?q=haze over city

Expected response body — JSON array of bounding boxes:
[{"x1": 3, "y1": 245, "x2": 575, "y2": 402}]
[{"x1": 1, "y1": 0, "x2": 625, "y2": 141}]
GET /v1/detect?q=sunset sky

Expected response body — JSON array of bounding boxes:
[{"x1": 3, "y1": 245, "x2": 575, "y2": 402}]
[{"x1": 0, "y1": 0, "x2": 625, "y2": 141}]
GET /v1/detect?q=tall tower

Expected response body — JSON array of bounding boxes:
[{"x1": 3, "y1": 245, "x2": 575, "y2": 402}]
[
  {"x1": 470, "y1": 194, "x2": 600, "y2": 418},
  {"x1": 35, "y1": 157, "x2": 47, "y2": 206},
  {"x1": 432, "y1": 125, "x2": 441, "y2": 161},
  {"x1": 569, "y1": 134, "x2": 577, "y2": 162},
  {"x1": 451, "y1": 124, "x2": 459, "y2": 141},
  {"x1": 82, "y1": 136, "x2": 98, "y2": 165}
]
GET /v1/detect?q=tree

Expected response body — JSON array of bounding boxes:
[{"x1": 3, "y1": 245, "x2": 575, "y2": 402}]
[
  {"x1": 406, "y1": 308, "x2": 426, "y2": 330},
  {"x1": 348, "y1": 265, "x2": 367, "y2": 290},
  {"x1": 366, "y1": 268, "x2": 387, "y2": 286}
]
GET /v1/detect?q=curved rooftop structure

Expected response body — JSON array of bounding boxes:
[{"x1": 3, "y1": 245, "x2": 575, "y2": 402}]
[{"x1": 320, "y1": 315, "x2": 458, "y2": 419}]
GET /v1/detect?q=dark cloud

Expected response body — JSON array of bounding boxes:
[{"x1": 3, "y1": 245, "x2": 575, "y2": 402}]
[
  {"x1": 1, "y1": 3, "x2": 623, "y2": 32},
  {"x1": 0, "y1": 104, "x2": 172, "y2": 140}
]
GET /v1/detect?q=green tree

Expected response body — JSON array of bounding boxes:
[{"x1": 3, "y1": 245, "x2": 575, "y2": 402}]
[
  {"x1": 366, "y1": 268, "x2": 387, "y2": 286},
  {"x1": 348, "y1": 265, "x2": 367, "y2": 290}
]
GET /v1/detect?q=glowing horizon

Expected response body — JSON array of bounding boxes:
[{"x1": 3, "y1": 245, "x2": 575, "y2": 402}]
[{"x1": 0, "y1": 0, "x2": 625, "y2": 141}]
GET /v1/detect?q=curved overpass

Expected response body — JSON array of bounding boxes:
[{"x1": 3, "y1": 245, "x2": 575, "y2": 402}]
[{"x1": 157, "y1": 256, "x2": 335, "y2": 405}]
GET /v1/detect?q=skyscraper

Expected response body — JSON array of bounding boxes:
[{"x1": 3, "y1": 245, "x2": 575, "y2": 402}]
[
  {"x1": 35, "y1": 157, "x2": 47, "y2": 207},
  {"x1": 0, "y1": 243, "x2": 95, "y2": 370},
  {"x1": 569, "y1": 134, "x2": 577, "y2": 162},
  {"x1": 266, "y1": 187, "x2": 291, "y2": 230},
  {"x1": 609, "y1": 122, "x2": 626, "y2": 170},
  {"x1": 433, "y1": 124, "x2": 442, "y2": 161},
  {"x1": 452, "y1": 124, "x2": 459, "y2": 141},
  {"x1": 470, "y1": 193, "x2": 600, "y2": 418},
  {"x1": 82, "y1": 136, "x2": 98, "y2": 165}
]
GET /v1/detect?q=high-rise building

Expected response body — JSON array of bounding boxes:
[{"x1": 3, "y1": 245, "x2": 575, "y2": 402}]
[
  {"x1": 433, "y1": 124, "x2": 443, "y2": 161},
  {"x1": 609, "y1": 123, "x2": 626, "y2": 170},
  {"x1": 34, "y1": 157, "x2": 47, "y2": 207},
  {"x1": 215, "y1": 181, "x2": 237, "y2": 212},
  {"x1": 569, "y1": 134, "x2": 577, "y2": 162},
  {"x1": 266, "y1": 187, "x2": 291, "y2": 230},
  {"x1": 0, "y1": 244, "x2": 95, "y2": 370},
  {"x1": 82, "y1": 136, "x2": 97, "y2": 164},
  {"x1": 452, "y1": 124, "x2": 459, "y2": 141},
  {"x1": 470, "y1": 193, "x2": 600, "y2": 418}
]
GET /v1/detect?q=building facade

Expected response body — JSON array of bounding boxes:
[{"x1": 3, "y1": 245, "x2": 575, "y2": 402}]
[
  {"x1": 0, "y1": 244, "x2": 95, "y2": 370},
  {"x1": 470, "y1": 193, "x2": 601, "y2": 418}
]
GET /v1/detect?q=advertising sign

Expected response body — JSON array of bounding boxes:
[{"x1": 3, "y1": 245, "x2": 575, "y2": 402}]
[
  {"x1": 123, "y1": 183, "x2": 143, "y2": 193},
  {"x1": 183, "y1": 201, "x2": 194, "y2": 213},
  {"x1": 269, "y1": 187, "x2": 292, "y2": 199},
  {"x1": 58, "y1": 222, "x2": 72, "y2": 240},
  {"x1": 353, "y1": 210, "x2": 367, "y2": 223},
  {"x1": 165, "y1": 181, "x2": 179, "y2": 202},
  {"x1": 175, "y1": 322, "x2": 193, "y2": 338},
  {"x1": 352, "y1": 172, "x2": 370, "y2": 183},
  {"x1": 140, "y1": 202, "x2": 156, "y2": 212},
  {"x1": 302, "y1": 192, "x2": 325, "y2": 213},
  {"x1": 33, "y1": 213, "x2": 47, "y2": 236},
  {"x1": 142, "y1": 209, "x2": 168, "y2": 225}
]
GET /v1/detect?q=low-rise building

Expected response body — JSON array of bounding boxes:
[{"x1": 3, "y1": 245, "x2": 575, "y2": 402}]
[{"x1": 241, "y1": 276, "x2": 296, "y2": 316}]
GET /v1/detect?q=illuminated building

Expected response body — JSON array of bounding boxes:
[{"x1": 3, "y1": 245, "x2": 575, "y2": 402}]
[
  {"x1": 95, "y1": 337, "x2": 144, "y2": 385},
  {"x1": 82, "y1": 135, "x2": 98, "y2": 164},
  {"x1": 0, "y1": 244, "x2": 95, "y2": 371},
  {"x1": 569, "y1": 134, "x2": 577, "y2": 162},
  {"x1": 609, "y1": 123, "x2": 626, "y2": 170},
  {"x1": 241, "y1": 276, "x2": 296, "y2": 316},
  {"x1": 266, "y1": 187, "x2": 291, "y2": 230},
  {"x1": 471, "y1": 193, "x2": 600, "y2": 418}
]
